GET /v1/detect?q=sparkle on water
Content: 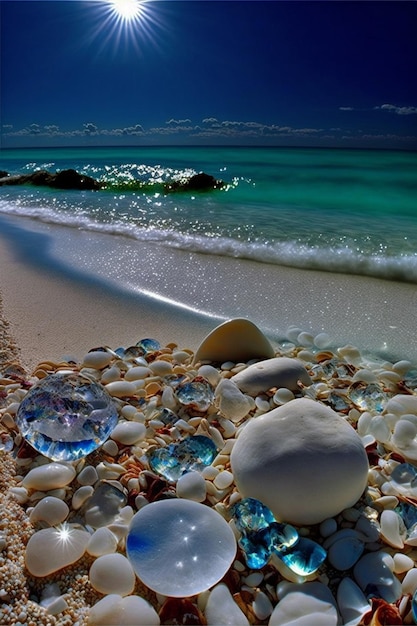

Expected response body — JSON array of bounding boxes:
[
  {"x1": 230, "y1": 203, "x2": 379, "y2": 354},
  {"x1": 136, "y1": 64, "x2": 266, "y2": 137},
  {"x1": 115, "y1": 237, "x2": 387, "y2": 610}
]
[
  {"x1": 126, "y1": 499, "x2": 237, "y2": 597},
  {"x1": 148, "y1": 435, "x2": 218, "y2": 482},
  {"x1": 15, "y1": 372, "x2": 118, "y2": 462}
]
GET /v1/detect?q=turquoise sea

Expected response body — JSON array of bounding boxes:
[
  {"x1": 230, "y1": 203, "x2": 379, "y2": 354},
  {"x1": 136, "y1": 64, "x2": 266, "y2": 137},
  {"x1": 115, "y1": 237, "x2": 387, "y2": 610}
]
[{"x1": 1, "y1": 145, "x2": 416, "y2": 283}]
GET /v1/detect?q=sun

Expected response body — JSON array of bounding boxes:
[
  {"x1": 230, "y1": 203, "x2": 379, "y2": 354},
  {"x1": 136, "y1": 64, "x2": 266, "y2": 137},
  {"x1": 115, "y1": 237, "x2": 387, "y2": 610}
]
[{"x1": 110, "y1": 0, "x2": 143, "y2": 21}]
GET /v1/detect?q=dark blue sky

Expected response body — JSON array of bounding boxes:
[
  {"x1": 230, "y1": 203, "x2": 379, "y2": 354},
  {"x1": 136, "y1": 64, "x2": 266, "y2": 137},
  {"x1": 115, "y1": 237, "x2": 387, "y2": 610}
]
[{"x1": 1, "y1": 0, "x2": 416, "y2": 148}]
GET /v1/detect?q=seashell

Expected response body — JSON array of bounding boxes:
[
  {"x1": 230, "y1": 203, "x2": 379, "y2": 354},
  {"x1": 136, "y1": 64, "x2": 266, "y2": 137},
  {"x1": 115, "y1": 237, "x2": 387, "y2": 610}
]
[
  {"x1": 110, "y1": 421, "x2": 146, "y2": 445},
  {"x1": 193, "y1": 318, "x2": 275, "y2": 365},
  {"x1": 87, "y1": 594, "x2": 160, "y2": 626},
  {"x1": 380, "y1": 509, "x2": 406, "y2": 548},
  {"x1": 22, "y1": 463, "x2": 76, "y2": 491},
  {"x1": 385, "y1": 394, "x2": 417, "y2": 416},
  {"x1": 148, "y1": 360, "x2": 173, "y2": 376},
  {"x1": 89, "y1": 553, "x2": 135, "y2": 596},
  {"x1": 393, "y1": 552, "x2": 414, "y2": 574},
  {"x1": 401, "y1": 567, "x2": 417, "y2": 595},
  {"x1": 231, "y1": 357, "x2": 311, "y2": 396},
  {"x1": 363, "y1": 597, "x2": 403, "y2": 626},
  {"x1": 29, "y1": 496, "x2": 69, "y2": 526},
  {"x1": 25, "y1": 525, "x2": 90, "y2": 576},
  {"x1": 215, "y1": 378, "x2": 255, "y2": 422},
  {"x1": 124, "y1": 366, "x2": 152, "y2": 381},
  {"x1": 353, "y1": 551, "x2": 402, "y2": 603},
  {"x1": 336, "y1": 578, "x2": 371, "y2": 626},
  {"x1": 82, "y1": 351, "x2": 113, "y2": 370},
  {"x1": 204, "y1": 583, "x2": 250, "y2": 626},
  {"x1": 105, "y1": 381, "x2": 137, "y2": 398}
]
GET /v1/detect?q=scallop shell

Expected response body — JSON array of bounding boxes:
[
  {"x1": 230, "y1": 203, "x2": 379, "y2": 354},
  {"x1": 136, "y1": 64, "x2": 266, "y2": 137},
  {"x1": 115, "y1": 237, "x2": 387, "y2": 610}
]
[{"x1": 193, "y1": 318, "x2": 274, "y2": 365}]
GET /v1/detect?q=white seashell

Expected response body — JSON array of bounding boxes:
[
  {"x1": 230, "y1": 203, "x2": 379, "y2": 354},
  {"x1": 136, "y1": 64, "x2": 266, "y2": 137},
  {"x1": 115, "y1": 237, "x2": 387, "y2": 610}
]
[
  {"x1": 124, "y1": 366, "x2": 152, "y2": 381},
  {"x1": 215, "y1": 378, "x2": 255, "y2": 422},
  {"x1": 392, "y1": 360, "x2": 412, "y2": 375},
  {"x1": 336, "y1": 578, "x2": 370, "y2": 626},
  {"x1": 25, "y1": 526, "x2": 90, "y2": 576},
  {"x1": 100, "y1": 366, "x2": 122, "y2": 384},
  {"x1": 205, "y1": 583, "x2": 249, "y2": 626},
  {"x1": 176, "y1": 471, "x2": 207, "y2": 502},
  {"x1": 327, "y1": 536, "x2": 365, "y2": 570},
  {"x1": 9, "y1": 486, "x2": 29, "y2": 504},
  {"x1": 353, "y1": 551, "x2": 402, "y2": 603},
  {"x1": 269, "y1": 582, "x2": 338, "y2": 626},
  {"x1": 198, "y1": 365, "x2": 221, "y2": 386},
  {"x1": 393, "y1": 553, "x2": 414, "y2": 574},
  {"x1": 385, "y1": 395, "x2": 417, "y2": 416},
  {"x1": 105, "y1": 381, "x2": 137, "y2": 398},
  {"x1": 87, "y1": 594, "x2": 160, "y2": 626},
  {"x1": 111, "y1": 421, "x2": 146, "y2": 445},
  {"x1": 89, "y1": 553, "x2": 135, "y2": 596},
  {"x1": 87, "y1": 527, "x2": 118, "y2": 557},
  {"x1": 29, "y1": 496, "x2": 69, "y2": 526},
  {"x1": 253, "y1": 589, "x2": 273, "y2": 620},
  {"x1": 72, "y1": 485, "x2": 94, "y2": 510},
  {"x1": 232, "y1": 357, "x2": 311, "y2": 396},
  {"x1": 82, "y1": 351, "x2": 113, "y2": 370},
  {"x1": 213, "y1": 470, "x2": 234, "y2": 490},
  {"x1": 22, "y1": 463, "x2": 76, "y2": 491},
  {"x1": 380, "y1": 509, "x2": 406, "y2": 548},
  {"x1": 149, "y1": 360, "x2": 173, "y2": 376},
  {"x1": 193, "y1": 318, "x2": 275, "y2": 365},
  {"x1": 77, "y1": 465, "x2": 98, "y2": 486},
  {"x1": 401, "y1": 567, "x2": 417, "y2": 595}
]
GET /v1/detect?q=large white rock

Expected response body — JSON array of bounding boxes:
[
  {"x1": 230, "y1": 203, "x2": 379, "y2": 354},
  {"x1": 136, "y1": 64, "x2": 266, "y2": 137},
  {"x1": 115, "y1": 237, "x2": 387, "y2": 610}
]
[
  {"x1": 231, "y1": 357, "x2": 311, "y2": 396},
  {"x1": 230, "y1": 398, "x2": 369, "y2": 525}
]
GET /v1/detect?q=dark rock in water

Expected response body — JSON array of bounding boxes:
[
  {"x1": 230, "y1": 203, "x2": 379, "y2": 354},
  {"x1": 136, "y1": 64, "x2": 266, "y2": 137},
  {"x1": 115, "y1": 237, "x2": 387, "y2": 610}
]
[
  {"x1": 0, "y1": 171, "x2": 9, "y2": 179},
  {"x1": 0, "y1": 168, "x2": 102, "y2": 190},
  {"x1": 163, "y1": 172, "x2": 224, "y2": 193}
]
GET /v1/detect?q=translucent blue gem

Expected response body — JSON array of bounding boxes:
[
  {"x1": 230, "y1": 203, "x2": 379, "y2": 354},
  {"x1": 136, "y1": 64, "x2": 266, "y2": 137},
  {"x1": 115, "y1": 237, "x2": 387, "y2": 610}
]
[
  {"x1": 238, "y1": 532, "x2": 271, "y2": 569},
  {"x1": 154, "y1": 407, "x2": 179, "y2": 426},
  {"x1": 175, "y1": 379, "x2": 214, "y2": 411},
  {"x1": 136, "y1": 338, "x2": 161, "y2": 354},
  {"x1": 396, "y1": 500, "x2": 417, "y2": 529},
  {"x1": 148, "y1": 435, "x2": 217, "y2": 482},
  {"x1": 390, "y1": 463, "x2": 417, "y2": 488},
  {"x1": 278, "y1": 537, "x2": 327, "y2": 576},
  {"x1": 348, "y1": 382, "x2": 388, "y2": 413},
  {"x1": 232, "y1": 497, "x2": 275, "y2": 533},
  {"x1": 268, "y1": 522, "x2": 299, "y2": 552},
  {"x1": 15, "y1": 372, "x2": 118, "y2": 462}
]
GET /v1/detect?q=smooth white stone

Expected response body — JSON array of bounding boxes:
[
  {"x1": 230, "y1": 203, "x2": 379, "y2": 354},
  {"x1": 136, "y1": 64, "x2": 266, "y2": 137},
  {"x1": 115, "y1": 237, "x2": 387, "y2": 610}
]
[
  {"x1": 269, "y1": 582, "x2": 338, "y2": 626},
  {"x1": 336, "y1": 578, "x2": 370, "y2": 626},
  {"x1": 244, "y1": 572, "x2": 264, "y2": 587},
  {"x1": 314, "y1": 333, "x2": 331, "y2": 348},
  {"x1": 393, "y1": 553, "x2": 414, "y2": 574},
  {"x1": 111, "y1": 421, "x2": 146, "y2": 445},
  {"x1": 297, "y1": 332, "x2": 314, "y2": 347},
  {"x1": 353, "y1": 551, "x2": 402, "y2": 603},
  {"x1": 82, "y1": 351, "x2": 113, "y2": 370},
  {"x1": 232, "y1": 358, "x2": 311, "y2": 396},
  {"x1": 25, "y1": 526, "x2": 90, "y2": 576},
  {"x1": 9, "y1": 486, "x2": 29, "y2": 504},
  {"x1": 213, "y1": 470, "x2": 234, "y2": 490},
  {"x1": 193, "y1": 318, "x2": 275, "y2": 365},
  {"x1": 198, "y1": 365, "x2": 221, "y2": 386},
  {"x1": 230, "y1": 398, "x2": 369, "y2": 525},
  {"x1": 380, "y1": 509, "x2": 406, "y2": 548},
  {"x1": 327, "y1": 536, "x2": 364, "y2": 571},
  {"x1": 176, "y1": 471, "x2": 207, "y2": 502},
  {"x1": 105, "y1": 381, "x2": 137, "y2": 398},
  {"x1": 89, "y1": 553, "x2": 135, "y2": 596},
  {"x1": 393, "y1": 360, "x2": 412, "y2": 375},
  {"x1": 124, "y1": 366, "x2": 152, "y2": 381},
  {"x1": 22, "y1": 463, "x2": 76, "y2": 491},
  {"x1": 215, "y1": 378, "x2": 255, "y2": 422},
  {"x1": 87, "y1": 594, "x2": 160, "y2": 626},
  {"x1": 29, "y1": 496, "x2": 69, "y2": 526},
  {"x1": 149, "y1": 360, "x2": 173, "y2": 376},
  {"x1": 253, "y1": 590, "x2": 273, "y2": 620},
  {"x1": 87, "y1": 527, "x2": 118, "y2": 557},
  {"x1": 42, "y1": 595, "x2": 69, "y2": 615},
  {"x1": 402, "y1": 568, "x2": 417, "y2": 594},
  {"x1": 319, "y1": 518, "x2": 337, "y2": 538},
  {"x1": 386, "y1": 394, "x2": 417, "y2": 416},
  {"x1": 205, "y1": 583, "x2": 249, "y2": 626},
  {"x1": 100, "y1": 366, "x2": 122, "y2": 384},
  {"x1": 72, "y1": 486, "x2": 94, "y2": 510},
  {"x1": 273, "y1": 388, "x2": 295, "y2": 405},
  {"x1": 102, "y1": 439, "x2": 119, "y2": 456},
  {"x1": 77, "y1": 465, "x2": 98, "y2": 486}
]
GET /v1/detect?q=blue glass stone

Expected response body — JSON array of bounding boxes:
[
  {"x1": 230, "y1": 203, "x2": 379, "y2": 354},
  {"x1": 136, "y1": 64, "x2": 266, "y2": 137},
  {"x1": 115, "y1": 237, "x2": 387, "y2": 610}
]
[
  {"x1": 175, "y1": 379, "x2": 214, "y2": 412},
  {"x1": 348, "y1": 382, "x2": 388, "y2": 413},
  {"x1": 412, "y1": 588, "x2": 417, "y2": 623},
  {"x1": 232, "y1": 497, "x2": 275, "y2": 533},
  {"x1": 396, "y1": 500, "x2": 417, "y2": 530},
  {"x1": 154, "y1": 407, "x2": 179, "y2": 426},
  {"x1": 391, "y1": 463, "x2": 417, "y2": 488},
  {"x1": 238, "y1": 532, "x2": 271, "y2": 569},
  {"x1": 268, "y1": 522, "x2": 299, "y2": 552},
  {"x1": 278, "y1": 537, "x2": 327, "y2": 576},
  {"x1": 136, "y1": 338, "x2": 161, "y2": 354},
  {"x1": 15, "y1": 372, "x2": 118, "y2": 462},
  {"x1": 148, "y1": 435, "x2": 218, "y2": 482}
]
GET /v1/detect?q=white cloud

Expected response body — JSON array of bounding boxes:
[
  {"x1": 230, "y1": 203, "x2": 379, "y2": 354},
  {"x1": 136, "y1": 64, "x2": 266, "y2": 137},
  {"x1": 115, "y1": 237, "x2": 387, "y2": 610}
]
[
  {"x1": 375, "y1": 104, "x2": 417, "y2": 115},
  {"x1": 83, "y1": 122, "x2": 99, "y2": 134},
  {"x1": 339, "y1": 106, "x2": 354, "y2": 111},
  {"x1": 166, "y1": 118, "x2": 192, "y2": 126}
]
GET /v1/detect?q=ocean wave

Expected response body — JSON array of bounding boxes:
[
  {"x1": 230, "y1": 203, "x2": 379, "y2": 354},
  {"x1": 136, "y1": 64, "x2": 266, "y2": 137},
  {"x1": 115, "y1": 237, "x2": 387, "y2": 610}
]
[{"x1": 1, "y1": 199, "x2": 416, "y2": 284}]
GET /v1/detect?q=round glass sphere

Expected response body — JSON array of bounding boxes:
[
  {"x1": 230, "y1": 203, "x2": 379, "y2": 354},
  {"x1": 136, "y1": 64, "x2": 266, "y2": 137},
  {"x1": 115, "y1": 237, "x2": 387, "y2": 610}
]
[
  {"x1": 126, "y1": 499, "x2": 237, "y2": 597},
  {"x1": 16, "y1": 372, "x2": 118, "y2": 461}
]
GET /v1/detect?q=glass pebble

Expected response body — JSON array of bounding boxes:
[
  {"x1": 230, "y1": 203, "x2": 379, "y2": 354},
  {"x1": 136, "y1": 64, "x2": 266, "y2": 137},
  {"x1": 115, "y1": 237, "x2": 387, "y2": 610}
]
[
  {"x1": 175, "y1": 379, "x2": 215, "y2": 411},
  {"x1": 412, "y1": 588, "x2": 417, "y2": 623},
  {"x1": 126, "y1": 499, "x2": 237, "y2": 597},
  {"x1": 15, "y1": 372, "x2": 118, "y2": 462},
  {"x1": 136, "y1": 338, "x2": 161, "y2": 354},
  {"x1": 278, "y1": 537, "x2": 327, "y2": 576},
  {"x1": 232, "y1": 498, "x2": 275, "y2": 533},
  {"x1": 390, "y1": 463, "x2": 417, "y2": 489},
  {"x1": 348, "y1": 382, "x2": 388, "y2": 413},
  {"x1": 0, "y1": 433, "x2": 14, "y2": 452},
  {"x1": 148, "y1": 435, "x2": 217, "y2": 482}
]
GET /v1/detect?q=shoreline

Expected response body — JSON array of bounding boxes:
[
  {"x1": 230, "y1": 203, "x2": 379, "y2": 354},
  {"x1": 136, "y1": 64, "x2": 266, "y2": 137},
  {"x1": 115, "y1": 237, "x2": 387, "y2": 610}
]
[{"x1": 0, "y1": 213, "x2": 417, "y2": 371}]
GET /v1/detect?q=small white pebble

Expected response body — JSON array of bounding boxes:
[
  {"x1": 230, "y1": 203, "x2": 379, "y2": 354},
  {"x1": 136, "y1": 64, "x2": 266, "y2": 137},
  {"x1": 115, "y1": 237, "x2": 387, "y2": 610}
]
[
  {"x1": 101, "y1": 439, "x2": 119, "y2": 456},
  {"x1": 176, "y1": 471, "x2": 207, "y2": 502},
  {"x1": 314, "y1": 332, "x2": 331, "y2": 348},
  {"x1": 253, "y1": 589, "x2": 273, "y2": 620},
  {"x1": 244, "y1": 572, "x2": 264, "y2": 587},
  {"x1": 393, "y1": 553, "x2": 414, "y2": 574},
  {"x1": 77, "y1": 465, "x2": 98, "y2": 486},
  {"x1": 213, "y1": 470, "x2": 234, "y2": 490},
  {"x1": 149, "y1": 360, "x2": 172, "y2": 376},
  {"x1": 402, "y1": 568, "x2": 417, "y2": 595},
  {"x1": 201, "y1": 465, "x2": 219, "y2": 480},
  {"x1": 72, "y1": 486, "x2": 94, "y2": 510}
]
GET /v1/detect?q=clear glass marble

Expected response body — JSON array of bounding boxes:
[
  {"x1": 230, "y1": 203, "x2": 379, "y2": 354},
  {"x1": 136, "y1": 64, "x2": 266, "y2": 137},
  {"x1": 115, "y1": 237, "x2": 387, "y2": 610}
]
[{"x1": 148, "y1": 435, "x2": 217, "y2": 482}]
